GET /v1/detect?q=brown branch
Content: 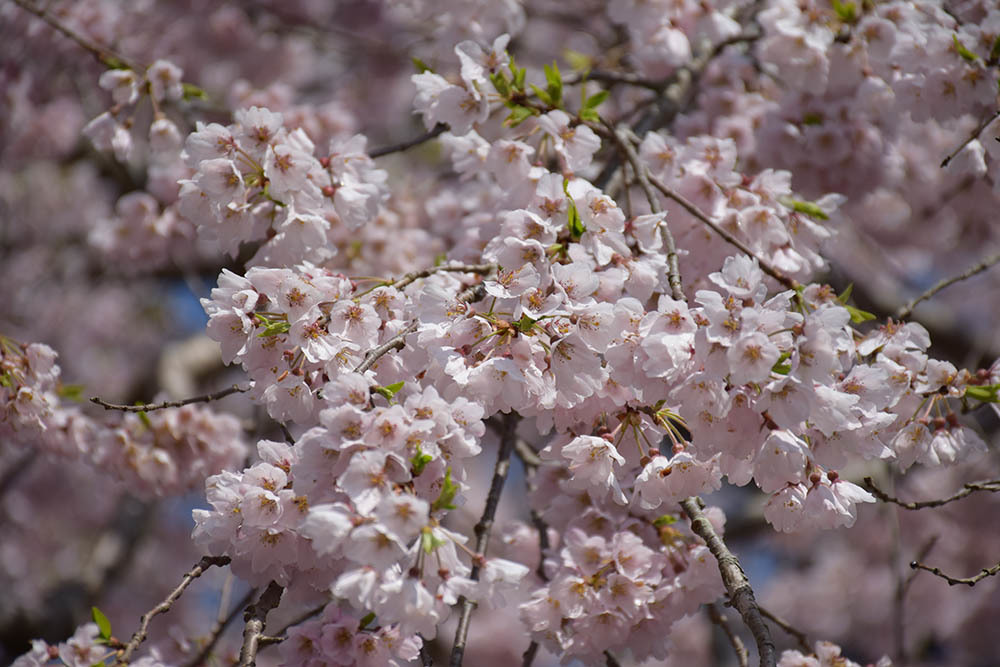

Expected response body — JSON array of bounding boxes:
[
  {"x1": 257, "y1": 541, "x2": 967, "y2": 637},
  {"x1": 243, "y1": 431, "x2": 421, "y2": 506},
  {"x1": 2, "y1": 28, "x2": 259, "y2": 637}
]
[
  {"x1": 182, "y1": 587, "x2": 256, "y2": 667},
  {"x1": 522, "y1": 641, "x2": 540, "y2": 667},
  {"x1": 910, "y1": 559, "x2": 1000, "y2": 586},
  {"x1": 392, "y1": 263, "x2": 496, "y2": 291},
  {"x1": 646, "y1": 173, "x2": 799, "y2": 292},
  {"x1": 11, "y1": 0, "x2": 139, "y2": 69},
  {"x1": 609, "y1": 125, "x2": 685, "y2": 302},
  {"x1": 353, "y1": 322, "x2": 419, "y2": 374},
  {"x1": 681, "y1": 497, "x2": 776, "y2": 667},
  {"x1": 115, "y1": 556, "x2": 231, "y2": 665},
  {"x1": 369, "y1": 123, "x2": 448, "y2": 158},
  {"x1": 940, "y1": 109, "x2": 1000, "y2": 168},
  {"x1": 707, "y1": 602, "x2": 749, "y2": 667},
  {"x1": 864, "y1": 476, "x2": 1000, "y2": 510},
  {"x1": 90, "y1": 384, "x2": 248, "y2": 413},
  {"x1": 238, "y1": 581, "x2": 284, "y2": 667},
  {"x1": 353, "y1": 264, "x2": 495, "y2": 375},
  {"x1": 758, "y1": 605, "x2": 811, "y2": 655},
  {"x1": 896, "y1": 251, "x2": 1000, "y2": 320},
  {"x1": 449, "y1": 413, "x2": 519, "y2": 667}
]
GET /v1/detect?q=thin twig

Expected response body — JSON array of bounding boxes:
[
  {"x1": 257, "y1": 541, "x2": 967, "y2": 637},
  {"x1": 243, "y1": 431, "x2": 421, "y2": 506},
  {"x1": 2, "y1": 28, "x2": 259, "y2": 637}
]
[
  {"x1": 681, "y1": 497, "x2": 776, "y2": 667},
  {"x1": 522, "y1": 641, "x2": 540, "y2": 667},
  {"x1": 610, "y1": 125, "x2": 685, "y2": 301},
  {"x1": 392, "y1": 263, "x2": 496, "y2": 291},
  {"x1": 646, "y1": 173, "x2": 799, "y2": 292},
  {"x1": 707, "y1": 602, "x2": 749, "y2": 667},
  {"x1": 115, "y1": 556, "x2": 231, "y2": 665},
  {"x1": 238, "y1": 582, "x2": 284, "y2": 667},
  {"x1": 11, "y1": 0, "x2": 139, "y2": 69},
  {"x1": 369, "y1": 123, "x2": 448, "y2": 158},
  {"x1": 449, "y1": 413, "x2": 519, "y2": 667},
  {"x1": 896, "y1": 251, "x2": 1000, "y2": 320},
  {"x1": 910, "y1": 559, "x2": 1000, "y2": 586},
  {"x1": 604, "y1": 650, "x2": 623, "y2": 667},
  {"x1": 940, "y1": 109, "x2": 1000, "y2": 168},
  {"x1": 758, "y1": 605, "x2": 811, "y2": 654},
  {"x1": 353, "y1": 264, "x2": 494, "y2": 375},
  {"x1": 182, "y1": 587, "x2": 256, "y2": 667},
  {"x1": 864, "y1": 476, "x2": 1000, "y2": 510},
  {"x1": 353, "y1": 322, "x2": 419, "y2": 374},
  {"x1": 90, "y1": 384, "x2": 248, "y2": 413}
]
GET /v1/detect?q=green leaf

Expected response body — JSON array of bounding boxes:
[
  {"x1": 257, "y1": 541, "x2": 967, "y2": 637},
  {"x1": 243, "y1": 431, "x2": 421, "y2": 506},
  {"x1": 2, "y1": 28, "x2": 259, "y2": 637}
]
[
  {"x1": 529, "y1": 83, "x2": 554, "y2": 107},
  {"x1": 411, "y1": 56, "x2": 432, "y2": 73},
  {"x1": 181, "y1": 82, "x2": 208, "y2": 101},
  {"x1": 421, "y1": 527, "x2": 448, "y2": 553},
  {"x1": 567, "y1": 200, "x2": 584, "y2": 239},
  {"x1": 837, "y1": 283, "x2": 854, "y2": 304},
  {"x1": 514, "y1": 314, "x2": 537, "y2": 334},
  {"x1": 256, "y1": 314, "x2": 291, "y2": 338},
  {"x1": 583, "y1": 89, "x2": 609, "y2": 110},
  {"x1": 490, "y1": 71, "x2": 511, "y2": 98},
  {"x1": 832, "y1": 0, "x2": 857, "y2": 23},
  {"x1": 509, "y1": 56, "x2": 527, "y2": 92},
  {"x1": 431, "y1": 467, "x2": 459, "y2": 512},
  {"x1": 953, "y1": 34, "x2": 979, "y2": 63},
  {"x1": 57, "y1": 384, "x2": 86, "y2": 402},
  {"x1": 771, "y1": 351, "x2": 792, "y2": 375},
  {"x1": 563, "y1": 49, "x2": 593, "y2": 72},
  {"x1": 579, "y1": 108, "x2": 600, "y2": 122},
  {"x1": 504, "y1": 104, "x2": 535, "y2": 127},
  {"x1": 965, "y1": 383, "x2": 1000, "y2": 403},
  {"x1": 411, "y1": 445, "x2": 433, "y2": 476},
  {"x1": 374, "y1": 380, "x2": 405, "y2": 402},
  {"x1": 652, "y1": 515, "x2": 678, "y2": 527},
  {"x1": 991, "y1": 35, "x2": 1000, "y2": 64},
  {"x1": 137, "y1": 409, "x2": 152, "y2": 429},
  {"x1": 92, "y1": 606, "x2": 112, "y2": 641},
  {"x1": 544, "y1": 61, "x2": 563, "y2": 107},
  {"x1": 845, "y1": 304, "x2": 876, "y2": 324},
  {"x1": 0, "y1": 372, "x2": 13, "y2": 388},
  {"x1": 802, "y1": 111, "x2": 824, "y2": 126},
  {"x1": 358, "y1": 611, "x2": 376, "y2": 630},
  {"x1": 780, "y1": 196, "x2": 829, "y2": 220}
]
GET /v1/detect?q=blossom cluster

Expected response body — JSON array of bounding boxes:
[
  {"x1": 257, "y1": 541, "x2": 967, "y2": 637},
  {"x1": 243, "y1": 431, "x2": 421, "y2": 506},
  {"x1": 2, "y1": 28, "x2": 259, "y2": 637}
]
[{"x1": 6, "y1": 0, "x2": 1000, "y2": 665}]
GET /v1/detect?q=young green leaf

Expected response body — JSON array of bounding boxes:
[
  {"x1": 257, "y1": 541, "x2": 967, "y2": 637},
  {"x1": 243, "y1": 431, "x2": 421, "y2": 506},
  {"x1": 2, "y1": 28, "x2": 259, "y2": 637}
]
[
  {"x1": 411, "y1": 56, "x2": 433, "y2": 73},
  {"x1": 544, "y1": 61, "x2": 563, "y2": 107},
  {"x1": 92, "y1": 606, "x2": 112, "y2": 641},
  {"x1": 411, "y1": 445, "x2": 433, "y2": 476},
  {"x1": 529, "y1": 83, "x2": 554, "y2": 107},
  {"x1": 780, "y1": 196, "x2": 829, "y2": 220},
  {"x1": 845, "y1": 304, "x2": 877, "y2": 323},
  {"x1": 965, "y1": 383, "x2": 1000, "y2": 403},
  {"x1": 431, "y1": 467, "x2": 459, "y2": 512},
  {"x1": 504, "y1": 104, "x2": 535, "y2": 127},
  {"x1": 953, "y1": 34, "x2": 979, "y2": 63}
]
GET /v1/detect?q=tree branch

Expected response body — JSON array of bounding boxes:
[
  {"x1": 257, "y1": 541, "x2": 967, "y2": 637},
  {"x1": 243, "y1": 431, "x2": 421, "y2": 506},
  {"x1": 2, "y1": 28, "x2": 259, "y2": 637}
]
[
  {"x1": 707, "y1": 602, "x2": 749, "y2": 667},
  {"x1": 369, "y1": 123, "x2": 448, "y2": 158},
  {"x1": 608, "y1": 124, "x2": 685, "y2": 302},
  {"x1": 758, "y1": 605, "x2": 811, "y2": 654},
  {"x1": 940, "y1": 109, "x2": 1000, "y2": 168},
  {"x1": 910, "y1": 559, "x2": 1000, "y2": 586},
  {"x1": 646, "y1": 172, "x2": 799, "y2": 291},
  {"x1": 896, "y1": 251, "x2": 1000, "y2": 320},
  {"x1": 864, "y1": 476, "x2": 1000, "y2": 510},
  {"x1": 11, "y1": 0, "x2": 139, "y2": 69},
  {"x1": 90, "y1": 384, "x2": 248, "y2": 412},
  {"x1": 115, "y1": 556, "x2": 231, "y2": 666},
  {"x1": 449, "y1": 412, "x2": 519, "y2": 667},
  {"x1": 680, "y1": 497, "x2": 776, "y2": 667},
  {"x1": 182, "y1": 587, "x2": 256, "y2": 667},
  {"x1": 238, "y1": 581, "x2": 284, "y2": 667}
]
